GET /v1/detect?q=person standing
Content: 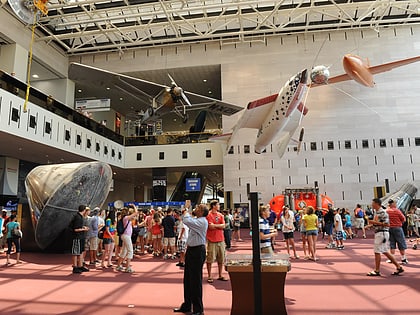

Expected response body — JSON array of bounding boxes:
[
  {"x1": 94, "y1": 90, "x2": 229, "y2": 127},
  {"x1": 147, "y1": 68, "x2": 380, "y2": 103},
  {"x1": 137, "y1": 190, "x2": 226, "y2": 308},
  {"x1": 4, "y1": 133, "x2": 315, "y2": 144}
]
[
  {"x1": 175, "y1": 210, "x2": 189, "y2": 267},
  {"x1": 101, "y1": 209, "x2": 116, "y2": 268},
  {"x1": 87, "y1": 207, "x2": 100, "y2": 265},
  {"x1": 324, "y1": 205, "x2": 335, "y2": 248},
  {"x1": 116, "y1": 205, "x2": 138, "y2": 273},
  {"x1": 366, "y1": 198, "x2": 404, "y2": 276},
  {"x1": 162, "y1": 208, "x2": 177, "y2": 259},
  {"x1": 281, "y1": 207, "x2": 298, "y2": 258},
  {"x1": 231, "y1": 208, "x2": 243, "y2": 242},
  {"x1": 386, "y1": 199, "x2": 408, "y2": 264},
  {"x1": 206, "y1": 200, "x2": 228, "y2": 283},
  {"x1": 333, "y1": 208, "x2": 345, "y2": 249},
  {"x1": 259, "y1": 205, "x2": 277, "y2": 255},
  {"x1": 354, "y1": 204, "x2": 366, "y2": 238},
  {"x1": 223, "y1": 209, "x2": 232, "y2": 250},
  {"x1": 303, "y1": 206, "x2": 319, "y2": 261},
  {"x1": 5, "y1": 214, "x2": 21, "y2": 265},
  {"x1": 69, "y1": 205, "x2": 89, "y2": 274},
  {"x1": 173, "y1": 204, "x2": 209, "y2": 315}
]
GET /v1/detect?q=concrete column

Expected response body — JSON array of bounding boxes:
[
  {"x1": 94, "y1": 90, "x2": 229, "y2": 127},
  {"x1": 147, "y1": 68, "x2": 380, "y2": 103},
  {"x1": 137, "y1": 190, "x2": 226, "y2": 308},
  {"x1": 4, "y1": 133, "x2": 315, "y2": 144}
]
[
  {"x1": 0, "y1": 157, "x2": 19, "y2": 196},
  {"x1": 0, "y1": 43, "x2": 28, "y2": 81}
]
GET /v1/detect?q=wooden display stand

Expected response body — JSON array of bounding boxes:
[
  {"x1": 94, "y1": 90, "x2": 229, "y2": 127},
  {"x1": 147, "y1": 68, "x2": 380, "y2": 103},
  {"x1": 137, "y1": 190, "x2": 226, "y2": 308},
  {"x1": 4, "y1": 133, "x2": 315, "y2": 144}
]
[{"x1": 226, "y1": 257, "x2": 290, "y2": 315}]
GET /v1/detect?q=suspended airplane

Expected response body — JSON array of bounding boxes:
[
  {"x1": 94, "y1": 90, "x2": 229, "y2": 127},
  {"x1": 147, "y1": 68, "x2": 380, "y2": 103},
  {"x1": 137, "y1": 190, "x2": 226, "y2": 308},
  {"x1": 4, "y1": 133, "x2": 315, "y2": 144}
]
[
  {"x1": 211, "y1": 54, "x2": 420, "y2": 158},
  {"x1": 68, "y1": 63, "x2": 243, "y2": 124}
]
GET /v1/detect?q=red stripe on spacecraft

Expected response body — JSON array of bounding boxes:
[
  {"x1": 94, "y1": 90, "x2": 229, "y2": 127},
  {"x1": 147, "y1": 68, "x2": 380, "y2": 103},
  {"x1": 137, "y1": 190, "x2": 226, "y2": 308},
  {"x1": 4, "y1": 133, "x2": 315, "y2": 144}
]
[{"x1": 246, "y1": 94, "x2": 278, "y2": 110}]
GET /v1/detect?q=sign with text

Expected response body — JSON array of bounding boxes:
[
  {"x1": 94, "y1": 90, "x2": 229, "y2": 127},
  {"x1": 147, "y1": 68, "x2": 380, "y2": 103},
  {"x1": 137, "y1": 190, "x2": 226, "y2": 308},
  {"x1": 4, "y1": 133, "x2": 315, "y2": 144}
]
[{"x1": 186, "y1": 178, "x2": 201, "y2": 192}]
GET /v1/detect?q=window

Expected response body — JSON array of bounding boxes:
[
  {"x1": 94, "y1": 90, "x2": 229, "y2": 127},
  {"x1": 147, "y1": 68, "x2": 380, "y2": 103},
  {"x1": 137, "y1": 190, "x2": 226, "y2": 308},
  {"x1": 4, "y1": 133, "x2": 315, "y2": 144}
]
[
  {"x1": 397, "y1": 138, "x2": 404, "y2": 147},
  {"x1": 45, "y1": 121, "x2": 51, "y2": 134},
  {"x1": 362, "y1": 139, "x2": 369, "y2": 148},
  {"x1": 29, "y1": 115, "x2": 36, "y2": 128},
  {"x1": 182, "y1": 151, "x2": 188, "y2": 159},
  {"x1": 327, "y1": 141, "x2": 334, "y2": 150},
  {"x1": 111, "y1": 149, "x2": 115, "y2": 158},
  {"x1": 379, "y1": 139, "x2": 386, "y2": 147},
  {"x1": 11, "y1": 108, "x2": 19, "y2": 122},
  {"x1": 76, "y1": 134, "x2": 82, "y2": 145},
  {"x1": 104, "y1": 146, "x2": 108, "y2": 155},
  {"x1": 415, "y1": 138, "x2": 420, "y2": 146},
  {"x1": 228, "y1": 146, "x2": 234, "y2": 154},
  {"x1": 344, "y1": 140, "x2": 351, "y2": 149},
  {"x1": 206, "y1": 150, "x2": 211, "y2": 158},
  {"x1": 244, "y1": 145, "x2": 250, "y2": 154},
  {"x1": 65, "y1": 130, "x2": 71, "y2": 141},
  {"x1": 310, "y1": 142, "x2": 317, "y2": 151},
  {"x1": 136, "y1": 153, "x2": 142, "y2": 161},
  {"x1": 118, "y1": 152, "x2": 122, "y2": 160},
  {"x1": 159, "y1": 152, "x2": 164, "y2": 160},
  {"x1": 87, "y1": 138, "x2": 91, "y2": 149},
  {"x1": 96, "y1": 142, "x2": 100, "y2": 152}
]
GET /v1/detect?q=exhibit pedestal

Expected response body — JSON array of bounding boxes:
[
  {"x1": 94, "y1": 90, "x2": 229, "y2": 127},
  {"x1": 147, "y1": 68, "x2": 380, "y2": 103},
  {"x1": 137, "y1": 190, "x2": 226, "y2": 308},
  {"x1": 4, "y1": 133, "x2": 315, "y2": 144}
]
[{"x1": 225, "y1": 254, "x2": 291, "y2": 315}]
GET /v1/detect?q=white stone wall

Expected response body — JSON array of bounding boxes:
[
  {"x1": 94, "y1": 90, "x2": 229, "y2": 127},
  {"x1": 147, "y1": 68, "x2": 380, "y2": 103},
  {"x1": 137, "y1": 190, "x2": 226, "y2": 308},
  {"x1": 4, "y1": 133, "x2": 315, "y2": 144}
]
[{"x1": 69, "y1": 25, "x2": 420, "y2": 208}]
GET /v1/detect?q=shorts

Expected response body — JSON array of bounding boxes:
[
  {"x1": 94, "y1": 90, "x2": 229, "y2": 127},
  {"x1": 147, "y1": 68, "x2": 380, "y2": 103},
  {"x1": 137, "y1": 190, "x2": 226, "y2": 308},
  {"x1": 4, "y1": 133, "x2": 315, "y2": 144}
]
[
  {"x1": 146, "y1": 231, "x2": 152, "y2": 241},
  {"x1": 233, "y1": 225, "x2": 240, "y2": 231},
  {"x1": 89, "y1": 236, "x2": 98, "y2": 250},
  {"x1": 306, "y1": 230, "x2": 318, "y2": 236},
  {"x1": 71, "y1": 238, "x2": 85, "y2": 255},
  {"x1": 354, "y1": 218, "x2": 365, "y2": 229},
  {"x1": 283, "y1": 231, "x2": 294, "y2": 240},
  {"x1": 138, "y1": 227, "x2": 147, "y2": 237},
  {"x1": 206, "y1": 241, "x2": 225, "y2": 264},
  {"x1": 163, "y1": 237, "x2": 175, "y2": 247},
  {"x1": 334, "y1": 231, "x2": 344, "y2": 241},
  {"x1": 177, "y1": 239, "x2": 187, "y2": 253},
  {"x1": 374, "y1": 231, "x2": 390, "y2": 253},
  {"x1": 389, "y1": 227, "x2": 407, "y2": 250},
  {"x1": 261, "y1": 246, "x2": 273, "y2": 254},
  {"x1": 324, "y1": 223, "x2": 333, "y2": 235},
  {"x1": 152, "y1": 234, "x2": 162, "y2": 240},
  {"x1": 84, "y1": 238, "x2": 91, "y2": 251},
  {"x1": 102, "y1": 237, "x2": 114, "y2": 245},
  {"x1": 345, "y1": 223, "x2": 352, "y2": 228}
]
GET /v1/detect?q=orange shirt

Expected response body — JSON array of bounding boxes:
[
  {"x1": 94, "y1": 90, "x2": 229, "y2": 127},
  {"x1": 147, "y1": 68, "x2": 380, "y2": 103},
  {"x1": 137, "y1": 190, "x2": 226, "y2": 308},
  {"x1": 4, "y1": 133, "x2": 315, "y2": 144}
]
[{"x1": 206, "y1": 211, "x2": 225, "y2": 243}]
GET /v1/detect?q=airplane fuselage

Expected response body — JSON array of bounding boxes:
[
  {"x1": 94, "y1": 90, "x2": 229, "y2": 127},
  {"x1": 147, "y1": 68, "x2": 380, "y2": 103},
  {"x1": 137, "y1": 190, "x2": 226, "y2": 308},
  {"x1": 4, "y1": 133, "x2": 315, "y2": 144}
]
[
  {"x1": 342, "y1": 54, "x2": 375, "y2": 87},
  {"x1": 254, "y1": 69, "x2": 308, "y2": 154}
]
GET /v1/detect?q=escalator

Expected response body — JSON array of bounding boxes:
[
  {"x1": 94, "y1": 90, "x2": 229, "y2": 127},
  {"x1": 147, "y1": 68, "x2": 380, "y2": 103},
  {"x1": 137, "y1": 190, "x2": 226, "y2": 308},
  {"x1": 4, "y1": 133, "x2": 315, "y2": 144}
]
[{"x1": 169, "y1": 172, "x2": 206, "y2": 205}]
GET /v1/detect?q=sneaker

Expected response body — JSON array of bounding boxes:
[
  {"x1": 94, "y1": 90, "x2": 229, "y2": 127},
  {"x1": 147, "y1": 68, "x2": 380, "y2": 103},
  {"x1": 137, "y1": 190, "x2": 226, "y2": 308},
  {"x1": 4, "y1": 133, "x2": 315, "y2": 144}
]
[
  {"x1": 176, "y1": 262, "x2": 185, "y2": 267},
  {"x1": 80, "y1": 266, "x2": 90, "y2": 272},
  {"x1": 124, "y1": 267, "x2": 134, "y2": 273},
  {"x1": 163, "y1": 254, "x2": 169, "y2": 260},
  {"x1": 116, "y1": 265, "x2": 124, "y2": 272},
  {"x1": 337, "y1": 246, "x2": 345, "y2": 250},
  {"x1": 72, "y1": 267, "x2": 82, "y2": 274},
  {"x1": 171, "y1": 255, "x2": 177, "y2": 260},
  {"x1": 401, "y1": 258, "x2": 409, "y2": 264},
  {"x1": 413, "y1": 244, "x2": 417, "y2": 250}
]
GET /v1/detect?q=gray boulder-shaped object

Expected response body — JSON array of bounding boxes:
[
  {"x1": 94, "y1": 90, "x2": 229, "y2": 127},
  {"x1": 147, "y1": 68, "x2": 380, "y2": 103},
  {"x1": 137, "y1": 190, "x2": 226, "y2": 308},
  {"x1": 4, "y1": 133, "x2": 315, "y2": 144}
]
[{"x1": 25, "y1": 162, "x2": 112, "y2": 250}]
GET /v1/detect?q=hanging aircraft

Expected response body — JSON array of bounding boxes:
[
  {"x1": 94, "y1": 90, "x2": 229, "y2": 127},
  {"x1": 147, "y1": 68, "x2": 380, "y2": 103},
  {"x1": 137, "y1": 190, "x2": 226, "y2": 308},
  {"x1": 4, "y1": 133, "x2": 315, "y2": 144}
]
[
  {"x1": 211, "y1": 54, "x2": 420, "y2": 158},
  {"x1": 68, "y1": 63, "x2": 243, "y2": 124}
]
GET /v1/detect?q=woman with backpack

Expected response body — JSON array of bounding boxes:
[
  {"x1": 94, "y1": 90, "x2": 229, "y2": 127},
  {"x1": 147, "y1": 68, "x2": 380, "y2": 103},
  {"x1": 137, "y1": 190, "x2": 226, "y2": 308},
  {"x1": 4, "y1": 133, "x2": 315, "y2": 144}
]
[
  {"x1": 101, "y1": 210, "x2": 116, "y2": 268},
  {"x1": 354, "y1": 204, "x2": 366, "y2": 238},
  {"x1": 6, "y1": 214, "x2": 21, "y2": 265}
]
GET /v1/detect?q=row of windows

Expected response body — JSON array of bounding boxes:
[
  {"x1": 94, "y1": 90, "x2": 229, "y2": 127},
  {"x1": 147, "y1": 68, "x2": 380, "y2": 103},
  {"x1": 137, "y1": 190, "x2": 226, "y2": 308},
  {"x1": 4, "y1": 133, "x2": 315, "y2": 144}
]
[
  {"x1": 10, "y1": 106, "x2": 122, "y2": 160},
  {"x1": 235, "y1": 170, "x2": 415, "y2": 189},
  {"x1": 227, "y1": 137, "x2": 420, "y2": 155},
  {"x1": 136, "y1": 149, "x2": 212, "y2": 161}
]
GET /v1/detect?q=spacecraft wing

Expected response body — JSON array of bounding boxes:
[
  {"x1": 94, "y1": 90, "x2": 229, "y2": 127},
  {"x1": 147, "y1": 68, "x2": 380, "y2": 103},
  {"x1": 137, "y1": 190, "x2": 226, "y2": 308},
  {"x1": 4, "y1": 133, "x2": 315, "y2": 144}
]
[
  {"x1": 233, "y1": 94, "x2": 278, "y2": 130},
  {"x1": 368, "y1": 56, "x2": 420, "y2": 75},
  {"x1": 310, "y1": 73, "x2": 351, "y2": 87}
]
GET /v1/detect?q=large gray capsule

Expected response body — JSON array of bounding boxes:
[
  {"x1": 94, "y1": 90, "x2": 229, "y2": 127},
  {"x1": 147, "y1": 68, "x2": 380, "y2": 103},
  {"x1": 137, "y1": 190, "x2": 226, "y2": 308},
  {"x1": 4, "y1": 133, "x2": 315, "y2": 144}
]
[{"x1": 25, "y1": 162, "x2": 112, "y2": 250}]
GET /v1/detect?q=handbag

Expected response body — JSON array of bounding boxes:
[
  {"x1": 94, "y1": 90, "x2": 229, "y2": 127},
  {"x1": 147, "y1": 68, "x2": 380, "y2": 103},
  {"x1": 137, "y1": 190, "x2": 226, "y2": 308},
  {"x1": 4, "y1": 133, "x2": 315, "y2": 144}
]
[
  {"x1": 12, "y1": 225, "x2": 22, "y2": 238},
  {"x1": 98, "y1": 226, "x2": 105, "y2": 239}
]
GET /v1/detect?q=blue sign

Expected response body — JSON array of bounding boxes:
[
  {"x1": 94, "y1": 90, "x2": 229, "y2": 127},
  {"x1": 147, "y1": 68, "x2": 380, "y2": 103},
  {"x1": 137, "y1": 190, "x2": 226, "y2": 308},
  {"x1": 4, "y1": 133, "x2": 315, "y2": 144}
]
[{"x1": 186, "y1": 178, "x2": 201, "y2": 192}]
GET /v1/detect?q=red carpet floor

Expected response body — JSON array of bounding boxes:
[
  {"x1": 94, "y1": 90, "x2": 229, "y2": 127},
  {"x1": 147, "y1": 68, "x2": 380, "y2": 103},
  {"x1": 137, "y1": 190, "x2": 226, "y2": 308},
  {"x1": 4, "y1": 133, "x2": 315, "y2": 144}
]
[{"x1": 1, "y1": 230, "x2": 419, "y2": 315}]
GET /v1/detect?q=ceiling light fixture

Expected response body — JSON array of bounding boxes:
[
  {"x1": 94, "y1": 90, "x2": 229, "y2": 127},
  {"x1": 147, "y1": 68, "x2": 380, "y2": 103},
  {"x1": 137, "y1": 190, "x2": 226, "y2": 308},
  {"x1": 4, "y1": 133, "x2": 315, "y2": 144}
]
[
  {"x1": 120, "y1": 97, "x2": 123, "y2": 101},
  {"x1": 32, "y1": 74, "x2": 39, "y2": 79},
  {"x1": 78, "y1": 89, "x2": 82, "y2": 93},
  {"x1": 106, "y1": 87, "x2": 110, "y2": 90},
  {"x1": 203, "y1": 79, "x2": 207, "y2": 82}
]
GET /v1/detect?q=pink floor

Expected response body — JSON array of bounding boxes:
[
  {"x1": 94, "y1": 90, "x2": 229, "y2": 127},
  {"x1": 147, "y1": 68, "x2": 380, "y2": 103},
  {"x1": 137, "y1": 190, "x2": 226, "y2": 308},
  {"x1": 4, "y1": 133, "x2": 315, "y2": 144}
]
[{"x1": 1, "y1": 230, "x2": 419, "y2": 315}]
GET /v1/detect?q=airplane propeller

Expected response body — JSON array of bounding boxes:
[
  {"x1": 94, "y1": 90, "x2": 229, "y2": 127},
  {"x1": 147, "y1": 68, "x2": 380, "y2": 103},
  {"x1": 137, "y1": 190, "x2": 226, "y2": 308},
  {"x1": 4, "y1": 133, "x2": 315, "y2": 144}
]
[{"x1": 167, "y1": 74, "x2": 193, "y2": 107}]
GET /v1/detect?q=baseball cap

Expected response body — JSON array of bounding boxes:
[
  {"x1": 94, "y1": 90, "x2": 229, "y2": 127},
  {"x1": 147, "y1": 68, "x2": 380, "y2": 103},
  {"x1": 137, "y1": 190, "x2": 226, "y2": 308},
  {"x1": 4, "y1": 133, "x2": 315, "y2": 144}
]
[{"x1": 388, "y1": 199, "x2": 394, "y2": 204}]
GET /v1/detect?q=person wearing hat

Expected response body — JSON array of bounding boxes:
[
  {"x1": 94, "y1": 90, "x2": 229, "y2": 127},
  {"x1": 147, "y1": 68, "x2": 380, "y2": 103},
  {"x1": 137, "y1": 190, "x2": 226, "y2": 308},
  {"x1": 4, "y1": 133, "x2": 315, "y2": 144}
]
[{"x1": 386, "y1": 199, "x2": 408, "y2": 264}]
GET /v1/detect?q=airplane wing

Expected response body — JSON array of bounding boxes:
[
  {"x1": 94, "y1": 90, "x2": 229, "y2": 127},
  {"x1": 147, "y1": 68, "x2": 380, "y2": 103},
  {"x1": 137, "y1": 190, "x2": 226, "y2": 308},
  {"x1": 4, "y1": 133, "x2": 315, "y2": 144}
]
[
  {"x1": 368, "y1": 56, "x2": 420, "y2": 75},
  {"x1": 69, "y1": 62, "x2": 243, "y2": 116},
  {"x1": 234, "y1": 94, "x2": 278, "y2": 130}
]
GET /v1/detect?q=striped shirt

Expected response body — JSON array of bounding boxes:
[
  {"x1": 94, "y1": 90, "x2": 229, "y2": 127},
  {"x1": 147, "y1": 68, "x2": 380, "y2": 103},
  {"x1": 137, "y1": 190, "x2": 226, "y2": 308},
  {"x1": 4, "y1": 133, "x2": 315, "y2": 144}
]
[{"x1": 259, "y1": 217, "x2": 271, "y2": 248}]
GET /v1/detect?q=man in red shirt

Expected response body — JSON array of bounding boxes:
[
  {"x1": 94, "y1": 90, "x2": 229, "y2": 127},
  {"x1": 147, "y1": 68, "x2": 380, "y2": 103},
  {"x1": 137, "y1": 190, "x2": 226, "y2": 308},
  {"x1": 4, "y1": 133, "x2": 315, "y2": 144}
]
[
  {"x1": 386, "y1": 199, "x2": 408, "y2": 264},
  {"x1": 206, "y1": 200, "x2": 228, "y2": 283}
]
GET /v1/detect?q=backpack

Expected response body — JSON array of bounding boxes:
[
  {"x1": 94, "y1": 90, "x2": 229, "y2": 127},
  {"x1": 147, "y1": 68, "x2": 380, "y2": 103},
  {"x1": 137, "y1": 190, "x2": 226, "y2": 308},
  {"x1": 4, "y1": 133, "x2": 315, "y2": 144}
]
[
  {"x1": 117, "y1": 219, "x2": 129, "y2": 235},
  {"x1": 356, "y1": 209, "x2": 364, "y2": 218},
  {"x1": 98, "y1": 225, "x2": 105, "y2": 239}
]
